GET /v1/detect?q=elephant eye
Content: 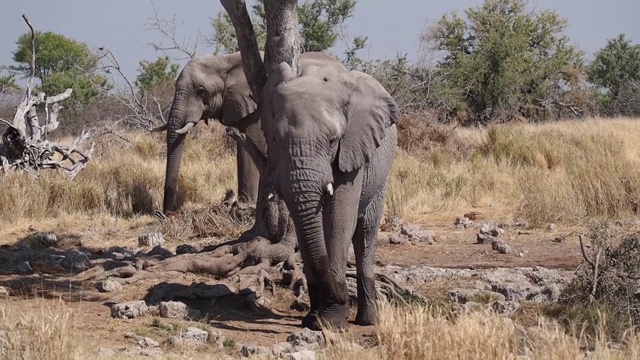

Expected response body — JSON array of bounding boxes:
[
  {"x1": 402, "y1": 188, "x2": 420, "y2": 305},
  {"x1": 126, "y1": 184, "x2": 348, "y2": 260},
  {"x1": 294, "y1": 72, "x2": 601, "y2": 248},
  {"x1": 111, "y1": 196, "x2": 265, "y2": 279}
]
[
  {"x1": 196, "y1": 88, "x2": 207, "y2": 97},
  {"x1": 329, "y1": 135, "x2": 338, "y2": 146}
]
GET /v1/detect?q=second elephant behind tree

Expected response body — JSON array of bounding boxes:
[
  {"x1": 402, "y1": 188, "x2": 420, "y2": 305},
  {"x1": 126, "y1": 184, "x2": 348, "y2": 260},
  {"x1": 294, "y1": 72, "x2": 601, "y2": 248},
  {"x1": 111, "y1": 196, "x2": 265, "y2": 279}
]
[{"x1": 161, "y1": 51, "x2": 347, "y2": 213}]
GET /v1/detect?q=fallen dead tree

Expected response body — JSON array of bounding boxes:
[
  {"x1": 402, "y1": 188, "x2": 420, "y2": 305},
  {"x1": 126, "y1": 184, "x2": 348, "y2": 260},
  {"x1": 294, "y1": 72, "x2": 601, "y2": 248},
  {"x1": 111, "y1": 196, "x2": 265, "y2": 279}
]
[{"x1": 0, "y1": 15, "x2": 94, "y2": 179}]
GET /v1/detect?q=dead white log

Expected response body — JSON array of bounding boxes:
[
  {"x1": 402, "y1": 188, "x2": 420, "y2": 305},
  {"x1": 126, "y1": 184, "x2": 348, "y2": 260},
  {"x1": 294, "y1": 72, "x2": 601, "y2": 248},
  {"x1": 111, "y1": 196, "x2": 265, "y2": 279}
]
[{"x1": 0, "y1": 15, "x2": 92, "y2": 179}]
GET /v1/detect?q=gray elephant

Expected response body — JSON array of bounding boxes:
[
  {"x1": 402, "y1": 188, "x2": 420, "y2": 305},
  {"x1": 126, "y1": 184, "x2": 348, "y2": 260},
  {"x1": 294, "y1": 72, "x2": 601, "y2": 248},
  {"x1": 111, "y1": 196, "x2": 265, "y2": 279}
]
[
  {"x1": 161, "y1": 51, "x2": 346, "y2": 213},
  {"x1": 259, "y1": 62, "x2": 399, "y2": 330}
]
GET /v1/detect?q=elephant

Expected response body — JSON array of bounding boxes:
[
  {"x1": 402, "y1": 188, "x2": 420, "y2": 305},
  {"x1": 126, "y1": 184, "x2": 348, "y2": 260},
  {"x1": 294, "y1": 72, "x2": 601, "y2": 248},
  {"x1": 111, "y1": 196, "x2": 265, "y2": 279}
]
[
  {"x1": 161, "y1": 51, "x2": 347, "y2": 213},
  {"x1": 258, "y1": 61, "x2": 399, "y2": 330}
]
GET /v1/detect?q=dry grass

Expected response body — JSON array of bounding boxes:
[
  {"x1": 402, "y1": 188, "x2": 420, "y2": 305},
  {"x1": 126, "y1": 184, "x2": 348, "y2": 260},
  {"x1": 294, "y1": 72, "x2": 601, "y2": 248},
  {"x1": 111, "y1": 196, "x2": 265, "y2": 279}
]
[
  {"x1": 2, "y1": 116, "x2": 640, "y2": 234},
  {"x1": 318, "y1": 303, "x2": 640, "y2": 360},
  {"x1": 2, "y1": 301, "x2": 639, "y2": 359},
  {"x1": 0, "y1": 301, "x2": 84, "y2": 360},
  {"x1": 0, "y1": 123, "x2": 237, "y2": 240},
  {"x1": 387, "y1": 116, "x2": 640, "y2": 227}
]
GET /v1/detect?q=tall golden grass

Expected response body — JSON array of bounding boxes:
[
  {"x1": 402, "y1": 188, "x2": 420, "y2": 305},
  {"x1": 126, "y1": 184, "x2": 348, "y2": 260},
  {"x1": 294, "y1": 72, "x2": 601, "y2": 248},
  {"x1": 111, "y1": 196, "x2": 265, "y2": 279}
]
[
  {"x1": 0, "y1": 124, "x2": 237, "y2": 234},
  {"x1": 387, "y1": 116, "x2": 640, "y2": 227},
  {"x1": 320, "y1": 304, "x2": 640, "y2": 359},
  {"x1": 0, "y1": 302, "x2": 83, "y2": 360},
  {"x1": 3, "y1": 301, "x2": 638, "y2": 359},
  {"x1": 1, "y1": 116, "x2": 640, "y2": 234}
]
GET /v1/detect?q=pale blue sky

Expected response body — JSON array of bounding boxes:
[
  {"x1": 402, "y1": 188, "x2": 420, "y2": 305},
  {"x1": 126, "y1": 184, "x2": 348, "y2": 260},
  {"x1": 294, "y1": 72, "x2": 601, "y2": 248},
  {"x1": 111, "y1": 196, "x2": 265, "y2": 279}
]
[{"x1": 1, "y1": 1, "x2": 639, "y2": 82}]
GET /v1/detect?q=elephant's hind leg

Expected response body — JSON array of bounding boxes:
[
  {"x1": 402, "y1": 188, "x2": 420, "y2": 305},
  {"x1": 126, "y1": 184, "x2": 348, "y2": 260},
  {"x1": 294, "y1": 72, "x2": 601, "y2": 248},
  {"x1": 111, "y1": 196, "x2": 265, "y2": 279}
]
[{"x1": 352, "y1": 186, "x2": 387, "y2": 326}]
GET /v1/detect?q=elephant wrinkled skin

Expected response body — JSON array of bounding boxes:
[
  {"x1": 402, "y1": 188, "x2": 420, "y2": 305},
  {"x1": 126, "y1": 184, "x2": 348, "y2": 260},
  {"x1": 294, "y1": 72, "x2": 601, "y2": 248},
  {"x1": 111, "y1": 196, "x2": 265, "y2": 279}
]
[
  {"x1": 258, "y1": 62, "x2": 399, "y2": 330},
  {"x1": 162, "y1": 51, "x2": 346, "y2": 213}
]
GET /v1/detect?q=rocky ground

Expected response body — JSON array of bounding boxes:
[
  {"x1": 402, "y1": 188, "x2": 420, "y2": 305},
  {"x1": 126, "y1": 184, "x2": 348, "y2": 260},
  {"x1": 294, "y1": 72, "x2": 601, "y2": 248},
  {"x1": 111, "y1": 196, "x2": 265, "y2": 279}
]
[{"x1": 0, "y1": 210, "x2": 589, "y2": 359}]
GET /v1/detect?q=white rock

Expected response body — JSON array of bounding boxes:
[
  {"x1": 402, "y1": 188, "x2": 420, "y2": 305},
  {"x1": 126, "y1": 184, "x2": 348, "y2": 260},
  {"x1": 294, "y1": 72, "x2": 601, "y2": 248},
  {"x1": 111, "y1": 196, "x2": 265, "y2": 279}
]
[
  {"x1": 98, "y1": 279, "x2": 123, "y2": 293},
  {"x1": 159, "y1": 301, "x2": 188, "y2": 319},
  {"x1": 287, "y1": 350, "x2": 317, "y2": 360},
  {"x1": 182, "y1": 326, "x2": 209, "y2": 344},
  {"x1": 111, "y1": 301, "x2": 149, "y2": 319},
  {"x1": 138, "y1": 233, "x2": 164, "y2": 247},
  {"x1": 138, "y1": 337, "x2": 160, "y2": 348}
]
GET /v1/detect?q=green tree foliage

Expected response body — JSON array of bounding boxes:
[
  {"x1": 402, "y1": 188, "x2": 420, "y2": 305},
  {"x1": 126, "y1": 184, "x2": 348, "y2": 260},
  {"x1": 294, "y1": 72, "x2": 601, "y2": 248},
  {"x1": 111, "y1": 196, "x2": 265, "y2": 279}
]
[
  {"x1": 587, "y1": 34, "x2": 640, "y2": 115},
  {"x1": 135, "y1": 56, "x2": 179, "y2": 93},
  {"x1": 10, "y1": 31, "x2": 109, "y2": 108},
  {"x1": 426, "y1": 0, "x2": 585, "y2": 123},
  {"x1": 40, "y1": 71, "x2": 110, "y2": 109},
  {"x1": 208, "y1": 0, "x2": 366, "y2": 64},
  {"x1": 0, "y1": 69, "x2": 19, "y2": 94}
]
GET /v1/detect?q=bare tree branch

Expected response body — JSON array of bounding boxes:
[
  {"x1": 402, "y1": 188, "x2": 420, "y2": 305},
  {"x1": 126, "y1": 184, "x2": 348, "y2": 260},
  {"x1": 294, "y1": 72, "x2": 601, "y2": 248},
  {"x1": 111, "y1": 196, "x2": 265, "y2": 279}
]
[
  {"x1": 220, "y1": 0, "x2": 266, "y2": 101},
  {"x1": 97, "y1": 47, "x2": 169, "y2": 130},
  {"x1": 22, "y1": 14, "x2": 35, "y2": 99},
  {"x1": 145, "y1": 0, "x2": 204, "y2": 60}
]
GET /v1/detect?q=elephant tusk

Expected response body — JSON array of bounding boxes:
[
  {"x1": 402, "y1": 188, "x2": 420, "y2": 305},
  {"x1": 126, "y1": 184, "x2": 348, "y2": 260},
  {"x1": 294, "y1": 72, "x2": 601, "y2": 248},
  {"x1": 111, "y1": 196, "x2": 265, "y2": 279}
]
[
  {"x1": 325, "y1": 183, "x2": 334, "y2": 196},
  {"x1": 267, "y1": 193, "x2": 275, "y2": 200},
  {"x1": 149, "y1": 124, "x2": 167, "y2": 133},
  {"x1": 175, "y1": 122, "x2": 195, "y2": 134}
]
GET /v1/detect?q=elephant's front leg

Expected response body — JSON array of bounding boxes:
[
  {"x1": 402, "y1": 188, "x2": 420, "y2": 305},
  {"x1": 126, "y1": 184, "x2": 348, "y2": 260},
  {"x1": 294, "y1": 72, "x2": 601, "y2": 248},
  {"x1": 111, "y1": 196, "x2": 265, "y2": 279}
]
[{"x1": 310, "y1": 170, "x2": 363, "y2": 330}]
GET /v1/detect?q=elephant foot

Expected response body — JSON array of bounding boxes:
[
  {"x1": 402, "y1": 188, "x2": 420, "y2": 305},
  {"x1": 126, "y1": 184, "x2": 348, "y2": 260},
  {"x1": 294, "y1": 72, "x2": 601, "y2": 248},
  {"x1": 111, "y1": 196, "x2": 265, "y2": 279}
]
[
  {"x1": 355, "y1": 308, "x2": 377, "y2": 326},
  {"x1": 301, "y1": 312, "x2": 318, "y2": 329},
  {"x1": 307, "y1": 283, "x2": 321, "y2": 314},
  {"x1": 301, "y1": 304, "x2": 348, "y2": 331}
]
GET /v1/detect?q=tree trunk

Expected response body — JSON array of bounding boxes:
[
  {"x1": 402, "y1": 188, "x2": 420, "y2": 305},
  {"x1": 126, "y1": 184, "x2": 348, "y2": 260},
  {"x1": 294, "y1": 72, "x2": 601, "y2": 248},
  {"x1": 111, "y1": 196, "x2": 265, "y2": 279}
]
[
  {"x1": 220, "y1": 0, "x2": 300, "y2": 245},
  {"x1": 220, "y1": 0, "x2": 267, "y2": 101},
  {"x1": 263, "y1": 0, "x2": 300, "y2": 75}
]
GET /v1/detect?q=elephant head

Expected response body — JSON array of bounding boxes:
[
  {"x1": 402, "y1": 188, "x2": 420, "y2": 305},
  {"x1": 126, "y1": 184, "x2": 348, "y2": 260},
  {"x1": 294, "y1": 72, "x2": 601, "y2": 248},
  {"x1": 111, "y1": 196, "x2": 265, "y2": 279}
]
[
  {"x1": 162, "y1": 53, "x2": 259, "y2": 212},
  {"x1": 261, "y1": 62, "x2": 399, "y2": 328}
]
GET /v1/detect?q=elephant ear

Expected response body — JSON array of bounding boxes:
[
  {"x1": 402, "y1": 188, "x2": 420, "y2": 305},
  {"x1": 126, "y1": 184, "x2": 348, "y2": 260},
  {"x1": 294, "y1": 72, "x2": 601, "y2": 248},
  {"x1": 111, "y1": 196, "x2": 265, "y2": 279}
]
[
  {"x1": 338, "y1": 72, "x2": 399, "y2": 173},
  {"x1": 221, "y1": 66, "x2": 257, "y2": 126}
]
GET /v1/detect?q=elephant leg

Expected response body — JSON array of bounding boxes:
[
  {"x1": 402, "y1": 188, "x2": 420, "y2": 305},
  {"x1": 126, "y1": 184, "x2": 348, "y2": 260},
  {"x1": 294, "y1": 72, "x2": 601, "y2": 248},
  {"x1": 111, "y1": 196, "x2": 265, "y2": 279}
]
[
  {"x1": 301, "y1": 261, "x2": 321, "y2": 328},
  {"x1": 352, "y1": 187, "x2": 387, "y2": 326},
  {"x1": 236, "y1": 141, "x2": 260, "y2": 204},
  {"x1": 306, "y1": 172, "x2": 363, "y2": 330}
]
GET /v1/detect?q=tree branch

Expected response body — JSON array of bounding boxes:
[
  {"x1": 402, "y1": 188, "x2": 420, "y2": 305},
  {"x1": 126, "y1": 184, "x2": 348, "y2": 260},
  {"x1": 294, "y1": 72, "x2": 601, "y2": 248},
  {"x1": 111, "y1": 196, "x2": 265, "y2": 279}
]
[
  {"x1": 220, "y1": 0, "x2": 266, "y2": 101},
  {"x1": 145, "y1": 1, "x2": 203, "y2": 60},
  {"x1": 22, "y1": 14, "x2": 35, "y2": 99}
]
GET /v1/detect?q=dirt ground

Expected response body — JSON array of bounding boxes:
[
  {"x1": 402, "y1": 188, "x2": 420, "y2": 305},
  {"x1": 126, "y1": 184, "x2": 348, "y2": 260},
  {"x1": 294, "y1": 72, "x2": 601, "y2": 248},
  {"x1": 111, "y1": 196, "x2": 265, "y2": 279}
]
[{"x1": 0, "y1": 207, "x2": 585, "y2": 357}]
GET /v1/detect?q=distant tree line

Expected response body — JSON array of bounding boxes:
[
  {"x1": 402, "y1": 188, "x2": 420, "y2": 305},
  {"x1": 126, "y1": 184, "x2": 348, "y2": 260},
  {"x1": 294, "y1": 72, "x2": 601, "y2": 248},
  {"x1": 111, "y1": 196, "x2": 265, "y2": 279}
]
[{"x1": 1, "y1": 0, "x2": 639, "y2": 130}]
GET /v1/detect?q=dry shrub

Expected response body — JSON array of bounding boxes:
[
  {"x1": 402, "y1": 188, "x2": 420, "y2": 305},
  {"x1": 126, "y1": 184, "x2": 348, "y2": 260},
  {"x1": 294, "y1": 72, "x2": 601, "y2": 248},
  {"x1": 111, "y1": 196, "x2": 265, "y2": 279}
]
[
  {"x1": 0, "y1": 302, "x2": 83, "y2": 360},
  {"x1": 560, "y1": 224, "x2": 640, "y2": 340},
  {"x1": 161, "y1": 202, "x2": 254, "y2": 241},
  {"x1": 396, "y1": 114, "x2": 472, "y2": 160}
]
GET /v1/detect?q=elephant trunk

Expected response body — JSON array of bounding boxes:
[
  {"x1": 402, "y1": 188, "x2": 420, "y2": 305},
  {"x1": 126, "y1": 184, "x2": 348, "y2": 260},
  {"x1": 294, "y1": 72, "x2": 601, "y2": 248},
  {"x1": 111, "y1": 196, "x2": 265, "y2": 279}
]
[
  {"x1": 284, "y1": 167, "x2": 340, "y2": 298},
  {"x1": 163, "y1": 90, "x2": 191, "y2": 213}
]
